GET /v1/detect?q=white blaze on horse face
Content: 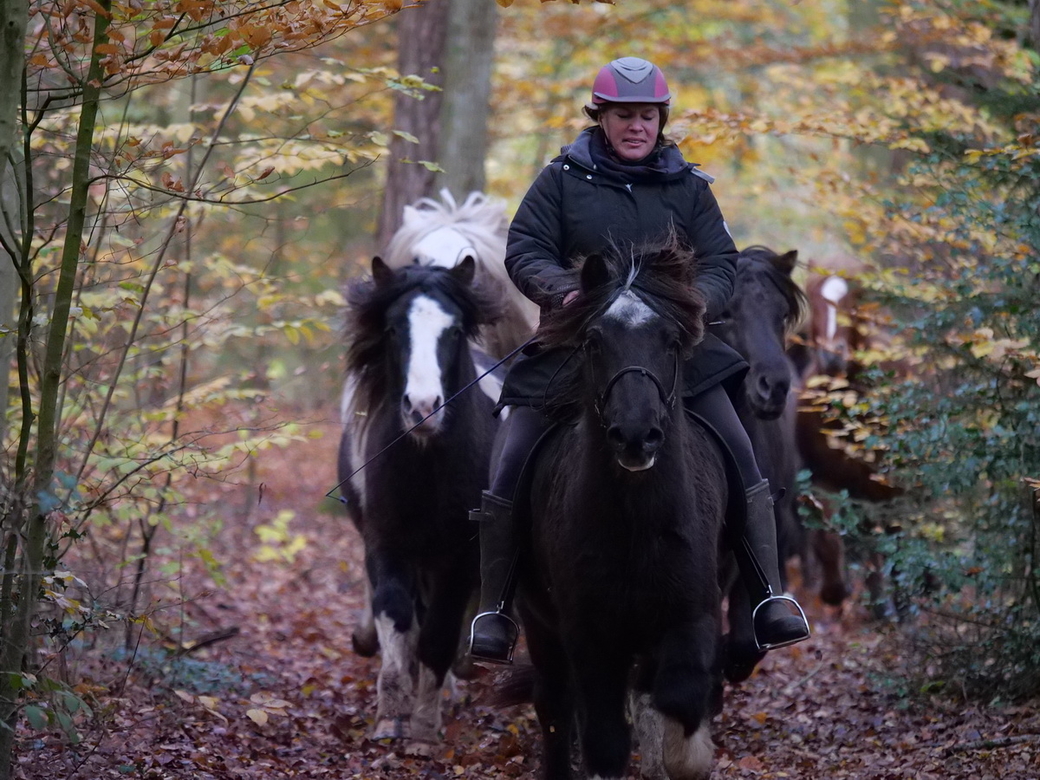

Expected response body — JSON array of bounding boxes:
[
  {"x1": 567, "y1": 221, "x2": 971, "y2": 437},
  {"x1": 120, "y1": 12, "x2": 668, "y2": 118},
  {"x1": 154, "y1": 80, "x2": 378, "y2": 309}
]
[
  {"x1": 605, "y1": 289, "x2": 656, "y2": 327},
  {"x1": 411, "y1": 225, "x2": 477, "y2": 268},
  {"x1": 819, "y1": 275, "x2": 849, "y2": 343},
  {"x1": 404, "y1": 294, "x2": 454, "y2": 431}
]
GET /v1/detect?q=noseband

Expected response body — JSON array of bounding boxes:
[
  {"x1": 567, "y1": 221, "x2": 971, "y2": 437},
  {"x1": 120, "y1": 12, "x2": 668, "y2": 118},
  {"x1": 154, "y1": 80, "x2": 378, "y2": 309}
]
[{"x1": 592, "y1": 350, "x2": 681, "y2": 421}]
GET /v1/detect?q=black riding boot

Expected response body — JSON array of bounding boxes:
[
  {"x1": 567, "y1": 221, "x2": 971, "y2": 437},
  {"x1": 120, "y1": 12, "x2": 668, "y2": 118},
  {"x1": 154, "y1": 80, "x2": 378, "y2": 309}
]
[
  {"x1": 468, "y1": 492, "x2": 520, "y2": 664},
  {"x1": 740, "y1": 480, "x2": 811, "y2": 650}
]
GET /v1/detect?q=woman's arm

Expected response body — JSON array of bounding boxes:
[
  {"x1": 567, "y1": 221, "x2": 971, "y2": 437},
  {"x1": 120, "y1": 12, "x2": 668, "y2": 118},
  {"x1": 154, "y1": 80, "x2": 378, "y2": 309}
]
[
  {"x1": 687, "y1": 181, "x2": 739, "y2": 321},
  {"x1": 505, "y1": 167, "x2": 576, "y2": 310}
]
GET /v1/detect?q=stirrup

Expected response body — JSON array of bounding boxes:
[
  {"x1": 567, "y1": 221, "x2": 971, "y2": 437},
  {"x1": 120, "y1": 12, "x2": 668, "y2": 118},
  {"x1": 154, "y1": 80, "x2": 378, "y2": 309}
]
[
  {"x1": 468, "y1": 611, "x2": 520, "y2": 663},
  {"x1": 751, "y1": 594, "x2": 810, "y2": 652}
]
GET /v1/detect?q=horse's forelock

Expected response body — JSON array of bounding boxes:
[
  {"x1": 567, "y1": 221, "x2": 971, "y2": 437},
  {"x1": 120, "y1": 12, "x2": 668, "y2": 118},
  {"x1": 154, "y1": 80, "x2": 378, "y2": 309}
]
[
  {"x1": 739, "y1": 246, "x2": 809, "y2": 335},
  {"x1": 537, "y1": 240, "x2": 704, "y2": 352}
]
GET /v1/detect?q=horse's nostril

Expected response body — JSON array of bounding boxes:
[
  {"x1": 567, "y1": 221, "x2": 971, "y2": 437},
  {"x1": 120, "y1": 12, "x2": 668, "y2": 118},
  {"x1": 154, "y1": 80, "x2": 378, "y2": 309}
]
[
  {"x1": 645, "y1": 428, "x2": 664, "y2": 449},
  {"x1": 606, "y1": 426, "x2": 626, "y2": 448},
  {"x1": 402, "y1": 393, "x2": 412, "y2": 411}
]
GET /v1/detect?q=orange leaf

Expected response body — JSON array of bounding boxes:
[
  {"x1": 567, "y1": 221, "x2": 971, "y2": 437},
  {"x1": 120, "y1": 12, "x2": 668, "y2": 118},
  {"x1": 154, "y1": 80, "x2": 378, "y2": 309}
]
[
  {"x1": 94, "y1": 43, "x2": 120, "y2": 55},
  {"x1": 738, "y1": 755, "x2": 765, "y2": 771}
]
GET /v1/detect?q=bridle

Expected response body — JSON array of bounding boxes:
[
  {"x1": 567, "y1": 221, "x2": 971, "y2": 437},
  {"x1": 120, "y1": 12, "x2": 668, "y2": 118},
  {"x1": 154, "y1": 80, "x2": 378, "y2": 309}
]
[{"x1": 591, "y1": 348, "x2": 681, "y2": 421}]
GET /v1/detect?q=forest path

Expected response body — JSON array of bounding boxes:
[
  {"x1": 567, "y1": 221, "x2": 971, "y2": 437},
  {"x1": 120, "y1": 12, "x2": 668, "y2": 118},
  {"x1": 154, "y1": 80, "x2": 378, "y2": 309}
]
[{"x1": 17, "y1": 404, "x2": 1039, "y2": 780}]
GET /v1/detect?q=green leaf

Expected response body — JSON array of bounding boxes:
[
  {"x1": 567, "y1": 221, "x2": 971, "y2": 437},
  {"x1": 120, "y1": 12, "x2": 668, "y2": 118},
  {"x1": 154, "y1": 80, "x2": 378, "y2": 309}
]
[{"x1": 24, "y1": 706, "x2": 48, "y2": 731}]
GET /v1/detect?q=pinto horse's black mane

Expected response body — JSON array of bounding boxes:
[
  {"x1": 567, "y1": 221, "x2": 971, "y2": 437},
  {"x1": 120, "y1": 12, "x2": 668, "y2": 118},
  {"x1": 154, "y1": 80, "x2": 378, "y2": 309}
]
[
  {"x1": 534, "y1": 234, "x2": 706, "y2": 418},
  {"x1": 738, "y1": 245, "x2": 809, "y2": 335},
  {"x1": 344, "y1": 261, "x2": 502, "y2": 414}
]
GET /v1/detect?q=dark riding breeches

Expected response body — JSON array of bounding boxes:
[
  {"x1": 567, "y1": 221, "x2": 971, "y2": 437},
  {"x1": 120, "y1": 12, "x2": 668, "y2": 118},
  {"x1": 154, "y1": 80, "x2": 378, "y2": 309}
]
[
  {"x1": 683, "y1": 383, "x2": 764, "y2": 490},
  {"x1": 489, "y1": 406, "x2": 553, "y2": 501}
]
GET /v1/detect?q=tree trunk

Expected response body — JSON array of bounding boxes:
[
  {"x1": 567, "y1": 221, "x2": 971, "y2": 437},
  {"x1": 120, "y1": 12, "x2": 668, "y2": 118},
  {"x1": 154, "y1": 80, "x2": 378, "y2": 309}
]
[
  {"x1": 1030, "y1": 0, "x2": 1040, "y2": 50},
  {"x1": 375, "y1": 2, "x2": 450, "y2": 250},
  {"x1": 0, "y1": 0, "x2": 28, "y2": 450},
  {"x1": 0, "y1": 3, "x2": 110, "y2": 777},
  {"x1": 435, "y1": 0, "x2": 498, "y2": 200}
]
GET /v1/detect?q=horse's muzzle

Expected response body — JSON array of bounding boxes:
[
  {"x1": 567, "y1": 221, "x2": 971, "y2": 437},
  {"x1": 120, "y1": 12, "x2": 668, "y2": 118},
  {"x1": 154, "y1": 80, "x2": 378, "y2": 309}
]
[{"x1": 608, "y1": 423, "x2": 663, "y2": 472}]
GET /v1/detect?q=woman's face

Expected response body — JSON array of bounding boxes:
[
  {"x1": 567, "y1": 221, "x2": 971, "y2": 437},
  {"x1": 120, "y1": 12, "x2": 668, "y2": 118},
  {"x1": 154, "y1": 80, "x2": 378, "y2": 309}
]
[{"x1": 599, "y1": 103, "x2": 661, "y2": 162}]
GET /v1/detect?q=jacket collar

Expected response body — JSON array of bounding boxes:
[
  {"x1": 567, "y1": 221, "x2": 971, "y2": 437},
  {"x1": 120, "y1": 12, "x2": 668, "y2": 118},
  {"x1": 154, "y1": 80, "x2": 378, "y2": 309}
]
[{"x1": 556, "y1": 127, "x2": 693, "y2": 183}]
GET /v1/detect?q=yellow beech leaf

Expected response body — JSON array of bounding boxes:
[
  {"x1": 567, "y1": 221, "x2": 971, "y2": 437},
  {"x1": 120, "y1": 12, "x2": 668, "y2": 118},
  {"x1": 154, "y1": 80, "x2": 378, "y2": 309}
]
[{"x1": 246, "y1": 708, "x2": 269, "y2": 726}]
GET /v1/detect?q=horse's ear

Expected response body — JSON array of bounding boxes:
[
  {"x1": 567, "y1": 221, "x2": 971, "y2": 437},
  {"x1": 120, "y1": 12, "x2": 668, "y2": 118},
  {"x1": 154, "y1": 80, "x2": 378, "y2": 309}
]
[
  {"x1": 774, "y1": 250, "x2": 798, "y2": 276},
  {"x1": 580, "y1": 253, "x2": 610, "y2": 293},
  {"x1": 452, "y1": 255, "x2": 476, "y2": 286},
  {"x1": 371, "y1": 256, "x2": 394, "y2": 287}
]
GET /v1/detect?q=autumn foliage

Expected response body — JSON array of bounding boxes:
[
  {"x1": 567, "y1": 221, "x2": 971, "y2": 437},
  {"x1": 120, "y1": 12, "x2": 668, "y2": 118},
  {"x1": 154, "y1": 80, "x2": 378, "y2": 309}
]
[{"x1": 0, "y1": 0, "x2": 1039, "y2": 777}]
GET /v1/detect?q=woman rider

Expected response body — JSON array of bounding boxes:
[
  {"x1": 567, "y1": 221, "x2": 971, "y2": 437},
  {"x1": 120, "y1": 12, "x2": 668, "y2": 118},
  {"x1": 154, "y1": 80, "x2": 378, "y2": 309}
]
[{"x1": 469, "y1": 56, "x2": 810, "y2": 664}]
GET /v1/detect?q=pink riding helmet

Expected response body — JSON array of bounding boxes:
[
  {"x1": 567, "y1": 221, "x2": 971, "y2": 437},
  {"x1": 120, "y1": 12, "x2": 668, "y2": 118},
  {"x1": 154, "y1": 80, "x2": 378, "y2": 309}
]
[{"x1": 589, "y1": 57, "x2": 671, "y2": 107}]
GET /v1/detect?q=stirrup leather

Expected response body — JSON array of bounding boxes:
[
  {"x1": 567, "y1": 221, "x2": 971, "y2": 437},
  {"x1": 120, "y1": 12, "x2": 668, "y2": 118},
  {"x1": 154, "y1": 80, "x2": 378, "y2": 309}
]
[
  {"x1": 468, "y1": 611, "x2": 520, "y2": 663},
  {"x1": 751, "y1": 594, "x2": 810, "y2": 651}
]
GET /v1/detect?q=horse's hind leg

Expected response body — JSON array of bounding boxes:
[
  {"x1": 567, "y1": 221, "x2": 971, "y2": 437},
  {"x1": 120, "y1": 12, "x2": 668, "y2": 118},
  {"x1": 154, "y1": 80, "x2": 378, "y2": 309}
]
[
  {"x1": 411, "y1": 566, "x2": 475, "y2": 743},
  {"x1": 653, "y1": 615, "x2": 717, "y2": 780},
  {"x1": 370, "y1": 554, "x2": 418, "y2": 740}
]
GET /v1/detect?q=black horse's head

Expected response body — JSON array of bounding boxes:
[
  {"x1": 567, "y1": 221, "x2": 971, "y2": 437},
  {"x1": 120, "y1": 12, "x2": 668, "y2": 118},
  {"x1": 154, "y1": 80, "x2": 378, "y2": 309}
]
[
  {"x1": 713, "y1": 246, "x2": 807, "y2": 419},
  {"x1": 345, "y1": 256, "x2": 501, "y2": 439},
  {"x1": 538, "y1": 235, "x2": 706, "y2": 472}
]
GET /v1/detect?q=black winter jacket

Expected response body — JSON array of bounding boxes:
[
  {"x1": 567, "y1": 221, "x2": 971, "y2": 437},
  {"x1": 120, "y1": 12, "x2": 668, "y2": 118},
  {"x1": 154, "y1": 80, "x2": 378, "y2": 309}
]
[{"x1": 498, "y1": 127, "x2": 748, "y2": 410}]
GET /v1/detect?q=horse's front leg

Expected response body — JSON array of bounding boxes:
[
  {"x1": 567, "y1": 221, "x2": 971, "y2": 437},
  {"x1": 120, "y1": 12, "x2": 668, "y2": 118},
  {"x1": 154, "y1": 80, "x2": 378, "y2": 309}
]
[
  {"x1": 368, "y1": 547, "x2": 419, "y2": 740},
  {"x1": 411, "y1": 560, "x2": 476, "y2": 744},
  {"x1": 569, "y1": 641, "x2": 632, "y2": 780},
  {"x1": 652, "y1": 613, "x2": 718, "y2": 780},
  {"x1": 523, "y1": 615, "x2": 575, "y2": 780}
]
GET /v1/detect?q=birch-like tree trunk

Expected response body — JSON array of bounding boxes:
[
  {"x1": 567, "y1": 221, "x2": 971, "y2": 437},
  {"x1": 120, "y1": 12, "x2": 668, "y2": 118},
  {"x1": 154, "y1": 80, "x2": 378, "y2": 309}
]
[
  {"x1": 0, "y1": 0, "x2": 28, "y2": 450},
  {"x1": 0, "y1": 3, "x2": 110, "y2": 776}
]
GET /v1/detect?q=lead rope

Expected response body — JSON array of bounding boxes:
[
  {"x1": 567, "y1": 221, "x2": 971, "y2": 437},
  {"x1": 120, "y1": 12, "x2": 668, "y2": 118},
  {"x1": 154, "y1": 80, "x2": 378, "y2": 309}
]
[{"x1": 325, "y1": 335, "x2": 539, "y2": 503}]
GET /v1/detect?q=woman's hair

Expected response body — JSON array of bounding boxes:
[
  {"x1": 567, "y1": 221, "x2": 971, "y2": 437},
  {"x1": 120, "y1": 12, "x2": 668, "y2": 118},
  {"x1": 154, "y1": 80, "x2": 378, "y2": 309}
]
[{"x1": 583, "y1": 103, "x2": 673, "y2": 149}]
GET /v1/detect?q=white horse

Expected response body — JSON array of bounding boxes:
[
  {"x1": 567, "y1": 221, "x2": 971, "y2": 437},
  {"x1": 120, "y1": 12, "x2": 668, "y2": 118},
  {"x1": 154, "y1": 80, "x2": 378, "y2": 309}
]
[{"x1": 383, "y1": 189, "x2": 538, "y2": 361}]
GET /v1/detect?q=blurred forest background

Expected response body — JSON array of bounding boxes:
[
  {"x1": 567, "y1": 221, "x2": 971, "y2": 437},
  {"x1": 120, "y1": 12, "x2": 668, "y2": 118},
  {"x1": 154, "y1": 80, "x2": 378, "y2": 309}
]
[{"x1": 0, "y1": 0, "x2": 1037, "y2": 777}]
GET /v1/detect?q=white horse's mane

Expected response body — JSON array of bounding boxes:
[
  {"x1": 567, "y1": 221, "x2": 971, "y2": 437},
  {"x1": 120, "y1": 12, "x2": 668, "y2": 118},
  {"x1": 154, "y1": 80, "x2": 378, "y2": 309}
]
[{"x1": 383, "y1": 189, "x2": 514, "y2": 302}]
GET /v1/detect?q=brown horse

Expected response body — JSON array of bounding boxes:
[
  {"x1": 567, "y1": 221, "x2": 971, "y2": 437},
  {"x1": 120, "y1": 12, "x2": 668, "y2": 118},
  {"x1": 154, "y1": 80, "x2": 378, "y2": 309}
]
[{"x1": 792, "y1": 268, "x2": 903, "y2": 613}]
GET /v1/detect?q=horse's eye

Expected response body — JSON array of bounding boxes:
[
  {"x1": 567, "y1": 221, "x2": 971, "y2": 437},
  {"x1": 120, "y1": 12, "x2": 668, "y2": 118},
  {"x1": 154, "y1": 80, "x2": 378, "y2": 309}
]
[{"x1": 584, "y1": 331, "x2": 603, "y2": 354}]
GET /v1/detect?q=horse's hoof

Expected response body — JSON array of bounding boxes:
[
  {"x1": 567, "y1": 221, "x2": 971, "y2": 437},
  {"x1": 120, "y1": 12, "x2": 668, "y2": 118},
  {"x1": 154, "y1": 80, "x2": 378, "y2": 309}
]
[
  {"x1": 451, "y1": 653, "x2": 478, "y2": 681},
  {"x1": 352, "y1": 629, "x2": 379, "y2": 657},
  {"x1": 372, "y1": 716, "x2": 409, "y2": 741},
  {"x1": 402, "y1": 739, "x2": 438, "y2": 757},
  {"x1": 723, "y1": 650, "x2": 765, "y2": 684},
  {"x1": 820, "y1": 581, "x2": 850, "y2": 606}
]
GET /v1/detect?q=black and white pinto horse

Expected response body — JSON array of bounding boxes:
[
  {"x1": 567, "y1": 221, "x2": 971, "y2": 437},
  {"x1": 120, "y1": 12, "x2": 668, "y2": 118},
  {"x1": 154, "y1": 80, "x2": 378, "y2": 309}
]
[
  {"x1": 517, "y1": 238, "x2": 728, "y2": 780},
  {"x1": 384, "y1": 188, "x2": 538, "y2": 359},
  {"x1": 336, "y1": 257, "x2": 502, "y2": 742},
  {"x1": 343, "y1": 190, "x2": 535, "y2": 657}
]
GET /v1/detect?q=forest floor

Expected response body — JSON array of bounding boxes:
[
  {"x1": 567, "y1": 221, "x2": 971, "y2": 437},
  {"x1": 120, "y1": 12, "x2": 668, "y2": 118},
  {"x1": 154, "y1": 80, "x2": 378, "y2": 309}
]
[{"x1": 13, "y1": 402, "x2": 1040, "y2": 780}]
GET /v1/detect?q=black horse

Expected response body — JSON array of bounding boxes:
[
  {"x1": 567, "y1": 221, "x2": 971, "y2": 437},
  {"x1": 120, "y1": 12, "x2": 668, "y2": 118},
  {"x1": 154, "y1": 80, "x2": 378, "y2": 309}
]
[
  {"x1": 711, "y1": 246, "x2": 807, "y2": 595},
  {"x1": 516, "y1": 239, "x2": 727, "y2": 780},
  {"x1": 337, "y1": 257, "x2": 501, "y2": 743}
]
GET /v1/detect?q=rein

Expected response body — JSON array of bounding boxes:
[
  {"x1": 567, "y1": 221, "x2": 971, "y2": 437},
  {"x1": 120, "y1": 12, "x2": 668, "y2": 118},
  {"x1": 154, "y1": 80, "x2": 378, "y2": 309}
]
[{"x1": 325, "y1": 334, "x2": 538, "y2": 503}]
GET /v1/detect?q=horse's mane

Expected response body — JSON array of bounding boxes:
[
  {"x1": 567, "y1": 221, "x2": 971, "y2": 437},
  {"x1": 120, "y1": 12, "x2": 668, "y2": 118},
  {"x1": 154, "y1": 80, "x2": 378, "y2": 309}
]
[
  {"x1": 534, "y1": 234, "x2": 706, "y2": 418},
  {"x1": 344, "y1": 263, "x2": 502, "y2": 415},
  {"x1": 384, "y1": 189, "x2": 510, "y2": 288},
  {"x1": 739, "y1": 245, "x2": 809, "y2": 336}
]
